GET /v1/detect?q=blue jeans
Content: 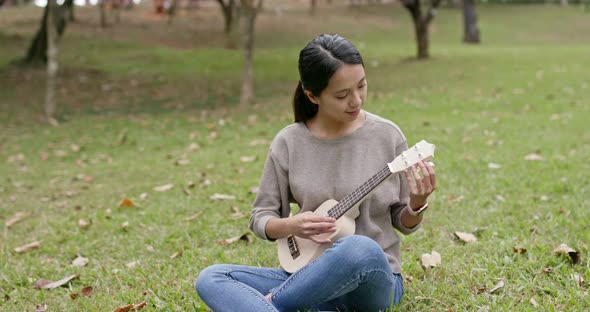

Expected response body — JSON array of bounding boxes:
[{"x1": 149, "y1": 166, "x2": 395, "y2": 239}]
[{"x1": 195, "y1": 235, "x2": 404, "y2": 312}]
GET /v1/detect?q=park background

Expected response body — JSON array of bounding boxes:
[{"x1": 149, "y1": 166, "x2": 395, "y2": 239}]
[{"x1": 1, "y1": 0, "x2": 589, "y2": 311}]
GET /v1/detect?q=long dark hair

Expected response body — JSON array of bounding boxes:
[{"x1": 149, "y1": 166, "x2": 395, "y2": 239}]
[{"x1": 293, "y1": 34, "x2": 364, "y2": 122}]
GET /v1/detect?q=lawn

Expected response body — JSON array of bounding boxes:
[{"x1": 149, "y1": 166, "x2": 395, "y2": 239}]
[{"x1": 1, "y1": 2, "x2": 589, "y2": 311}]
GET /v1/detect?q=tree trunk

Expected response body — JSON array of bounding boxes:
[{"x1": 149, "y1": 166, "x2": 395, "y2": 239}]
[
  {"x1": 239, "y1": 0, "x2": 262, "y2": 107},
  {"x1": 462, "y1": 0, "x2": 480, "y2": 43},
  {"x1": 24, "y1": 2, "x2": 67, "y2": 65},
  {"x1": 401, "y1": 0, "x2": 442, "y2": 60},
  {"x1": 217, "y1": 0, "x2": 240, "y2": 48},
  {"x1": 46, "y1": 0, "x2": 59, "y2": 126},
  {"x1": 64, "y1": 0, "x2": 75, "y2": 22},
  {"x1": 310, "y1": 0, "x2": 317, "y2": 15},
  {"x1": 100, "y1": 0, "x2": 107, "y2": 28}
]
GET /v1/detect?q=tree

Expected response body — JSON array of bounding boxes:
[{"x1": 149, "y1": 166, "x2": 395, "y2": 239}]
[
  {"x1": 24, "y1": 2, "x2": 68, "y2": 64},
  {"x1": 216, "y1": 0, "x2": 241, "y2": 48},
  {"x1": 46, "y1": 0, "x2": 59, "y2": 125},
  {"x1": 462, "y1": 0, "x2": 480, "y2": 43},
  {"x1": 400, "y1": 0, "x2": 443, "y2": 59},
  {"x1": 239, "y1": 0, "x2": 263, "y2": 106}
]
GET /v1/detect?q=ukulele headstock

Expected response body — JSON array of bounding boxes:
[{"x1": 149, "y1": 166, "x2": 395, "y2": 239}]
[{"x1": 388, "y1": 140, "x2": 435, "y2": 173}]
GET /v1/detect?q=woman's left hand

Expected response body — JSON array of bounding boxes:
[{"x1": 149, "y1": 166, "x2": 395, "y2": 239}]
[{"x1": 404, "y1": 160, "x2": 436, "y2": 209}]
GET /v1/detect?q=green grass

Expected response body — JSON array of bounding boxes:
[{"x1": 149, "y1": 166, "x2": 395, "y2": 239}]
[{"x1": 1, "y1": 2, "x2": 589, "y2": 311}]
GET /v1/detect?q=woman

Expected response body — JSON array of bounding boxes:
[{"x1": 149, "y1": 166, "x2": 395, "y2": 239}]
[{"x1": 196, "y1": 34, "x2": 436, "y2": 312}]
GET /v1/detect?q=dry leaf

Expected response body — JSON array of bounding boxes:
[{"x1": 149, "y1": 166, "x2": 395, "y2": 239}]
[
  {"x1": 553, "y1": 243, "x2": 581, "y2": 264},
  {"x1": 175, "y1": 159, "x2": 190, "y2": 166},
  {"x1": 230, "y1": 206, "x2": 248, "y2": 219},
  {"x1": 184, "y1": 211, "x2": 204, "y2": 221},
  {"x1": 121, "y1": 221, "x2": 129, "y2": 230},
  {"x1": 6, "y1": 212, "x2": 31, "y2": 228},
  {"x1": 543, "y1": 267, "x2": 554, "y2": 273},
  {"x1": 210, "y1": 193, "x2": 235, "y2": 200},
  {"x1": 249, "y1": 139, "x2": 270, "y2": 146},
  {"x1": 139, "y1": 193, "x2": 148, "y2": 200},
  {"x1": 454, "y1": 232, "x2": 477, "y2": 243},
  {"x1": 39, "y1": 274, "x2": 79, "y2": 289},
  {"x1": 524, "y1": 153, "x2": 544, "y2": 161},
  {"x1": 217, "y1": 233, "x2": 253, "y2": 245},
  {"x1": 489, "y1": 280, "x2": 504, "y2": 293},
  {"x1": 447, "y1": 195, "x2": 464, "y2": 204},
  {"x1": 421, "y1": 250, "x2": 442, "y2": 269},
  {"x1": 72, "y1": 255, "x2": 89, "y2": 267},
  {"x1": 34, "y1": 279, "x2": 51, "y2": 289},
  {"x1": 119, "y1": 198, "x2": 137, "y2": 208},
  {"x1": 249, "y1": 186, "x2": 259, "y2": 194},
  {"x1": 35, "y1": 304, "x2": 48, "y2": 312},
  {"x1": 80, "y1": 286, "x2": 94, "y2": 297},
  {"x1": 170, "y1": 249, "x2": 183, "y2": 259},
  {"x1": 240, "y1": 156, "x2": 256, "y2": 163},
  {"x1": 530, "y1": 297, "x2": 538, "y2": 307},
  {"x1": 153, "y1": 184, "x2": 174, "y2": 192},
  {"x1": 112, "y1": 301, "x2": 147, "y2": 312},
  {"x1": 512, "y1": 247, "x2": 528, "y2": 254},
  {"x1": 78, "y1": 218, "x2": 92, "y2": 229},
  {"x1": 571, "y1": 273, "x2": 584, "y2": 288},
  {"x1": 188, "y1": 143, "x2": 201, "y2": 151},
  {"x1": 126, "y1": 261, "x2": 139, "y2": 269},
  {"x1": 15, "y1": 241, "x2": 41, "y2": 253},
  {"x1": 487, "y1": 163, "x2": 502, "y2": 169}
]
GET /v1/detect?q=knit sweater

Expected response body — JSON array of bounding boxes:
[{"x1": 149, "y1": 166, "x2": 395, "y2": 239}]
[{"x1": 249, "y1": 111, "x2": 421, "y2": 273}]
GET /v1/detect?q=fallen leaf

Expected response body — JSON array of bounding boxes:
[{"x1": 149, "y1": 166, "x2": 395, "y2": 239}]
[
  {"x1": 175, "y1": 159, "x2": 190, "y2": 166},
  {"x1": 119, "y1": 198, "x2": 137, "y2": 208},
  {"x1": 78, "y1": 218, "x2": 92, "y2": 229},
  {"x1": 524, "y1": 153, "x2": 544, "y2": 161},
  {"x1": 188, "y1": 143, "x2": 201, "y2": 151},
  {"x1": 530, "y1": 297, "x2": 538, "y2": 307},
  {"x1": 487, "y1": 163, "x2": 502, "y2": 169},
  {"x1": 153, "y1": 184, "x2": 174, "y2": 192},
  {"x1": 249, "y1": 139, "x2": 270, "y2": 146},
  {"x1": 184, "y1": 211, "x2": 204, "y2": 221},
  {"x1": 34, "y1": 279, "x2": 51, "y2": 289},
  {"x1": 553, "y1": 243, "x2": 581, "y2": 264},
  {"x1": 35, "y1": 304, "x2": 48, "y2": 312},
  {"x1": 240, "y1": 156, "x2": 256, "y2": 163},
  {"x1": 249, "y1": 186, "x2": 259, "y2": 194},
  {"x1": 216, "y1": 233, "x2": 253, "y2": 245},
  {"x1": 39, "y1": 274, "x2": 79, "y2": 289},
  {"x1": 170, "y1": 249, "x2": 183, "y2": 259},
  {"x1": 543, "y1": 267, "x2": 554, "y2": 273},
  {"x1": 121, "y1": 221, "x2": 129, "y2": 230},
  {"x1": 447, "y1": 195, "x2": 464, "y2": 204},
  {"x1": 72, "y1": 255, "x2": 89, "y2": 267},
  {"x1": 421, "y1": 250, "x2": 442, "y2": 269},
  {"x1": 112, "y1": 301, "x2": 147, "y2": 312},
  {"x1": 80, "y1": 286, "x2": 94, "y2": 297},
  {"x1": 489, "y1": 280, "x2": 504, "y2": 293},
  {"x1": 126, "y1": 261, "x2": 139, "y2": 269},
  {"x1": 454, "y1": 232, "x2": 477, "y2": 243},
  {"x1": 513, "y1": 247, "x2": 528, "y2": 254},
  {"x1": 15, "y1": 241, "x2": 41, "y2": 253},
  {"x1": 6, "y1": 212, "x2": 31, "y2": 228},
  {"x1": 139, "y1": 193, "x2": 148, "y2": 200},
  {"x1": 210, "y1": 193, "x2": 235, "y2": 200},
  {"x1": 230, "y1": 206, "x2": 248, "y2": 218},
  {"x1": 571, "y1": 273, "x2": 584, "y2": 288}
]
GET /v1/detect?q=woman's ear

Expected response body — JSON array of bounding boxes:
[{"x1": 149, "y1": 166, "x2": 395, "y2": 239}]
[{"x1": 304, "y1": 90, "x2": 319, "y2": 105}]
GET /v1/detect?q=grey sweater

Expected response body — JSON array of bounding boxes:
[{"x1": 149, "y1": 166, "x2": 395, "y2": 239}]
[{"x1": 249, "y1": 111, "x2": 421, "y2": 273}]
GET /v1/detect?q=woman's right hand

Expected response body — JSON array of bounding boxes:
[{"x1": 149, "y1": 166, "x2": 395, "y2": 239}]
[{"x1": 287, "y1": 211, "x2": 337, "y2": 244}]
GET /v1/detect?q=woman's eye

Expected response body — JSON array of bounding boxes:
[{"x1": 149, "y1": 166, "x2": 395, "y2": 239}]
[
  {"x1": 359, "y1": 84, "x2": 366, "y2": 89},
  {"x1": 336, "y1": 95, "x2": 347, "y2": 99}
]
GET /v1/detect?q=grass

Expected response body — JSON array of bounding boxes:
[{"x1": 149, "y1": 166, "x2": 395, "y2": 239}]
[{"x1": 1, "y1": 2, "x2": 589, "y2": 311}]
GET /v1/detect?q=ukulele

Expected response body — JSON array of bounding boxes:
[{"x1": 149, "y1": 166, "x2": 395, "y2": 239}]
[{"x1": 276, "y1": 140, "x2": 435, "y2": 273}]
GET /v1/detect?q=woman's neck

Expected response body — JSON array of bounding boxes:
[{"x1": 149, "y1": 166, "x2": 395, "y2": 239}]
[{"x1": 306, "y1": 110, "x2": 366, "y2": 139}]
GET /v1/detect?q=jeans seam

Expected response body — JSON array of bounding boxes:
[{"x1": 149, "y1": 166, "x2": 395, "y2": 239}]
[
  {"x1": 326, "y1": 268, "x2": 392, "y2": 301},
  {"x1": 224, "y1": 271, "x2": 278, "y2": 312}
]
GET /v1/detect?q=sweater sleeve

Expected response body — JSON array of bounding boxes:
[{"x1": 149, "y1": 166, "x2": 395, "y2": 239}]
[
  {"x1": 249, "y1": 147, "x2": 292, "y2": 241},
  {"x1": 391, "y1": 141, "x2": 422, "y2": 235}
]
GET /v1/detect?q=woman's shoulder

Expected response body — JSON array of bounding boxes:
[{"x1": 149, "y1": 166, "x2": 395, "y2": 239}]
[{"x1": 364, "y1": 111, "x2": 406, "y2": 143}]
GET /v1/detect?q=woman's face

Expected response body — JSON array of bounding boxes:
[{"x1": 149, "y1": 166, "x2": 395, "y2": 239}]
[{"x1": 307, "y1": 63, "x2": 367, "y2": 124}]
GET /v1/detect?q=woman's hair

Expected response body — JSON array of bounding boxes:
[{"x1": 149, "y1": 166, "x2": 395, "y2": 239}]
[{"x1": 293, "y1": 34, "x2": 364, "y2": 122}]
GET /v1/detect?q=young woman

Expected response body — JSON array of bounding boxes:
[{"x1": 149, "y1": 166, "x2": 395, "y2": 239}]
[{"x1": 196, "y1": 34, "x2": 436, "y2": 312}]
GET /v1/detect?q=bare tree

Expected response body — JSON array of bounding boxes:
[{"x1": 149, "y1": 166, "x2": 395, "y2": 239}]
[
  {"x1": 239, "y1": 0, "x2": 263, "y2": 107},
  {"x1": 46, "y1": 0, "x2": 59, "y2": 126},
  {"x1": 462, "y1": 0, "x2": 480, "y2": 43},
  {"x1": 216, "y1": 0, "x2": 241, "y2": 48},
  {"x1": 400, "y1": 0, "x2": 443, "y2": 59},
  {"x1": 99, "y1": 0, "x2": 107, "y2": 28}
]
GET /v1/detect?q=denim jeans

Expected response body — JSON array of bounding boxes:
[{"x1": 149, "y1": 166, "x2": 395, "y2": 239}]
[{"x1": 195, "y1": 235, "x2": 404, "y2": 312}]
